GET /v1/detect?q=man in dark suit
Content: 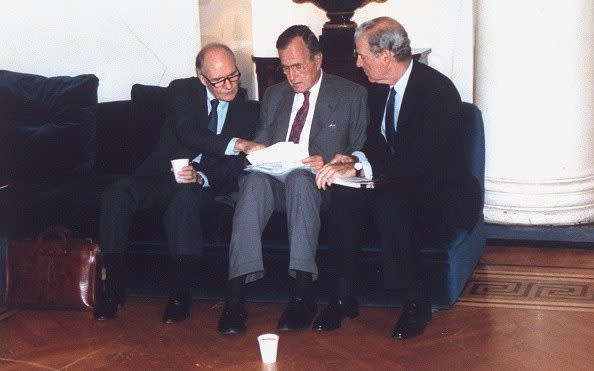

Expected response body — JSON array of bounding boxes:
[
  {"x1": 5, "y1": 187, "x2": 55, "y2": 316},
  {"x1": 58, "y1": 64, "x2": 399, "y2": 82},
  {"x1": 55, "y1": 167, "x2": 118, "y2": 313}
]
[
  {"x1": 217, "y1": 25, "x2": 369, "y2": 335},
  {"x1": 95, "y1": 43, "x2": 260, "y2": 323},
  {"x1": 314, "y1": 17, "x2": 481, "y2": 338}
]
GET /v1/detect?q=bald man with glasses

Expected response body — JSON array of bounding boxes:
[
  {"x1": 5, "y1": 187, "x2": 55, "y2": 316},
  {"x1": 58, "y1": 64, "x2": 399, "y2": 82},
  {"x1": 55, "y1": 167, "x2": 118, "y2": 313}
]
[{"x1": 96, "y1": 43, "x2": 260, "y2": 324}]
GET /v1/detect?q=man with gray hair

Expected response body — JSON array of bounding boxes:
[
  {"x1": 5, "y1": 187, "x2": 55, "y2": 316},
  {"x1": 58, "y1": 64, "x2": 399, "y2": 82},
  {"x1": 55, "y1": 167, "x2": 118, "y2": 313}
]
[{"x1": 314, "y1": 17, "x2": 481, "y2": 339}]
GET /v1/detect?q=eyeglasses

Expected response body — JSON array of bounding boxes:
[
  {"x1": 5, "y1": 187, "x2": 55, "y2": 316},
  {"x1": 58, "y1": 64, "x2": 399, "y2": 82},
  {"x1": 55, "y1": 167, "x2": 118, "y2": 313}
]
[
  {"x1": 201, "y1": 70, "x2": 241, "y2": 87},
  {"x1": 280, "y1": 63, "x2": 308, "y2": 74}
]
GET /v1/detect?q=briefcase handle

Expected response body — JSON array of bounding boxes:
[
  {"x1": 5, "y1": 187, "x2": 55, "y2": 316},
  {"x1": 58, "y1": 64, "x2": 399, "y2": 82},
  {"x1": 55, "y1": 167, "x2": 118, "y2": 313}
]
[{"x1": 34, "y1": 226, "x2": 74, "y2": 256}]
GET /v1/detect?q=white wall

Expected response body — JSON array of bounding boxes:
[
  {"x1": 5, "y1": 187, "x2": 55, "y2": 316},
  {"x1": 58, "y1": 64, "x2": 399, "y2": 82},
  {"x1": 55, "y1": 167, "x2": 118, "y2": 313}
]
[
  {"x1": 0, "y1": 0, "x2": 199, "y2": 102},
  {"x1": 251, "y1": 0, "x2": 474, "y2": 102},
  {"x1": 199, "y1": 0, "x2": 256, "y2": 100},
  {"x1": 251, "y1": 0, "x2": 326, "y2": 57},
  {"x1": 1, "y1": 0, "x2": 473, "y2": 102}
]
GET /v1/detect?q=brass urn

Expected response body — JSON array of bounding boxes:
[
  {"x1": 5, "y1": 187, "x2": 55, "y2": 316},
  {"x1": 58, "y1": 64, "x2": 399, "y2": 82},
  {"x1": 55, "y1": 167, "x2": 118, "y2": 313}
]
[
  {"x1": 293, "y1": 0, "x2": 387, "y2": 58},
  {"x1": 294, "y1": 0, "x2": 387, "y2": 29}
]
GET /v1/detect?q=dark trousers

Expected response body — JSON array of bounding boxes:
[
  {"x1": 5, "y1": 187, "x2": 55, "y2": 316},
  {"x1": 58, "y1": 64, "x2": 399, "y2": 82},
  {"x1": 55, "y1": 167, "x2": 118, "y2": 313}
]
[
  {"x1": 99, "y1": 174, "x2": 212, "y2": 258},
  {"x1": 327, "y1": 185, "x2": 454, "y2": 301}
]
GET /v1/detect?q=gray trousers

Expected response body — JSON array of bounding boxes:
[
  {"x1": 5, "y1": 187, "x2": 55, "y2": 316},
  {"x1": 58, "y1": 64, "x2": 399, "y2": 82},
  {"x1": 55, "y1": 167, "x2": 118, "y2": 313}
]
[{"x1": 228, "y1": 169, "x2": 325, "y2": 283}]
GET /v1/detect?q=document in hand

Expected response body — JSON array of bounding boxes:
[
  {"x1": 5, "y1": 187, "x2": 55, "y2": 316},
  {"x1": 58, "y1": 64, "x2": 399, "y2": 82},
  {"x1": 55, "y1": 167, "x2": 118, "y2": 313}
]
[
  {"x1": 245, "y1": 142, "x2": 311, "y2": 182},
  {"x1": 246, "y1": 142, "x2": 308, "y2": 166},
  {"x1": 332, "y1": 176, "x2": 376, "y2": 189}
]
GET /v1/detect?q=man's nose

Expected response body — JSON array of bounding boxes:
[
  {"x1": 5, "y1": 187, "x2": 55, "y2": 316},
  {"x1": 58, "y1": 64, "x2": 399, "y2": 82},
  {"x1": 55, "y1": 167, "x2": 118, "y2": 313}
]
[{"x1": 286, "y1": 68, "x2": 298, "y2": 82}]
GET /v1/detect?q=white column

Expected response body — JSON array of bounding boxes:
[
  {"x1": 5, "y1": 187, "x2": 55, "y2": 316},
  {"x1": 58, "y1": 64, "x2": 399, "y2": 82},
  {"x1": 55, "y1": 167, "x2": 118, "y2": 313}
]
[{"x1": 475, "y1": 0, "x2": 594, "y2": 225}]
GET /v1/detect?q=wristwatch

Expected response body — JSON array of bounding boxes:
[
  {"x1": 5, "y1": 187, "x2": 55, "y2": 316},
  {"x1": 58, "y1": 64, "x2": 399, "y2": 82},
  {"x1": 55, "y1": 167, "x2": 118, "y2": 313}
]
[{"x1": 353, "y1": 162, "x2": 363, "y2": 177}]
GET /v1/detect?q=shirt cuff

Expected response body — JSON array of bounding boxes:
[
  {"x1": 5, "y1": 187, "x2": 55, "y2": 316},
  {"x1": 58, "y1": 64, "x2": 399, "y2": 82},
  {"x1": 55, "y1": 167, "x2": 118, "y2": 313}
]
[
  {"x1": 352, "y1": 150, "x2": 373, "y2": 179},
  {"x1": 226, "y1": 138, "x2": 240, "y2": 155},
  {"x1": 197, "y1": 171, "x2": 210, "y2": 188}
]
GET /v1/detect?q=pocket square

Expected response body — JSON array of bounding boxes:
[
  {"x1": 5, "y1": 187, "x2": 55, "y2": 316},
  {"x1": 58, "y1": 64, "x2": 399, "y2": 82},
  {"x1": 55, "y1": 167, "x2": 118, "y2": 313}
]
[{"x1": 328, "y1": 123, "x2": 337, "y2": 128}]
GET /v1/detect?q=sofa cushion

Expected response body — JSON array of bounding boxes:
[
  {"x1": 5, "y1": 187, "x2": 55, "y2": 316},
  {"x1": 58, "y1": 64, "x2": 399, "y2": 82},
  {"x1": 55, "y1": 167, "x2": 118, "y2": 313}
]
[{"x1": 0, "y1": 70, "x2": 98, "y2": 183}]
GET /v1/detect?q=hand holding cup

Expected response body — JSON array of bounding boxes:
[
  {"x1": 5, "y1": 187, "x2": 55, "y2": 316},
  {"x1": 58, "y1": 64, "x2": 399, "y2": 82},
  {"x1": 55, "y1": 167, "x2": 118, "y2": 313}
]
[{"x1": 170, "y1": 159, "x2": 190, "y2": 183}]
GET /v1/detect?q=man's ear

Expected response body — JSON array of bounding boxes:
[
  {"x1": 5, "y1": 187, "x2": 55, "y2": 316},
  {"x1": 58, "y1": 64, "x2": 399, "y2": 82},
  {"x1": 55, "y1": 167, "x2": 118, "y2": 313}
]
[
  {"x1": 381, "y1": 49, "x2": 394, "y2": 62},
  {"x1": 314, "y1": 52, "x2": 323, "y2": 68},
  {"x1": 197, "y1": 74, "x2": 207, "y2": 86}
]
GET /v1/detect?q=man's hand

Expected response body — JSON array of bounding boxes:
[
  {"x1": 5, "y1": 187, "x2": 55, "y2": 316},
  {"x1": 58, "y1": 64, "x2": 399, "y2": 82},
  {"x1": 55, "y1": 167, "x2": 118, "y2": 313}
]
[
  {"x1": 173, "y1": 165, "x2": 203, "y2": 184},
  {"x1": 315, "y1": 154, "x2": 357, "y2": 190},
  {"x1": 235, "y1": 139, "x2": 266, "y2": 154},
  {"x1": 301, "y1": 155, "x2": 324, "y2": 172},
  {"x1": 328, "y1": 154, "x2": 358, "y2": 165}
]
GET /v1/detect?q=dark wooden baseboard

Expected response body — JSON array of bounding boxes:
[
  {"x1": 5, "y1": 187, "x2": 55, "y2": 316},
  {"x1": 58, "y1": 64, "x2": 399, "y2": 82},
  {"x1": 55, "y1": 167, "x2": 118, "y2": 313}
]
[{"x1": 486, "y1": 223, "x2": 594, "y2": 245}]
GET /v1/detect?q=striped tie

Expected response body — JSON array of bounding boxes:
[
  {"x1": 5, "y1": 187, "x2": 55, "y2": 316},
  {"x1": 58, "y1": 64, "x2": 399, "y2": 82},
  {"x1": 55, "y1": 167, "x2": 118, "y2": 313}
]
[{"x1": 288, "y1": 91, "x2": 310, "y2": 144}]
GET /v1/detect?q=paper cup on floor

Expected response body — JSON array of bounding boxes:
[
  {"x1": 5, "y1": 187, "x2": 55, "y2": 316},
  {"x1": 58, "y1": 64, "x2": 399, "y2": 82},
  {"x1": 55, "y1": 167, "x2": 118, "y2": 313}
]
[
  {"x1": 170, "y1": 158, "x2": 189, "y2": 183},
  {"x1": 258, "y1": 333, "x2": 279, "y2": 364}
]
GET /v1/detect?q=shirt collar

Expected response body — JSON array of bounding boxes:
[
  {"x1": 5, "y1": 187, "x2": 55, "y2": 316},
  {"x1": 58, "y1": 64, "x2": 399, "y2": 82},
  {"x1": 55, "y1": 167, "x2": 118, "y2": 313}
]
[
  {"x1": 205, "y1": 87, "x2": 228, "y2": 109},
  {"x1": 303, "y1": 70, "x2": 323, "y2": 97},
  {"x1": 392, "y1": 60, "x2": 413, "y2": 96},
  {"x1": 206, "y1": 87, "x2": 215, "y2": 103}
]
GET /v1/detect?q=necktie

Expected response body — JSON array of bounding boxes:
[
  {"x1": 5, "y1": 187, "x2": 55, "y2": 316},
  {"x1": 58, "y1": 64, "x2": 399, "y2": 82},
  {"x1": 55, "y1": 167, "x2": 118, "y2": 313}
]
[
  {"x1": 385, "y1": 87, "x2": 396, "y2": 155},
  {"x1": 208, "y1": 99, "x2": 219, "y2": 133},
  {"x1": 288, "y1": 91, "x2": 310, "y2": 144}
]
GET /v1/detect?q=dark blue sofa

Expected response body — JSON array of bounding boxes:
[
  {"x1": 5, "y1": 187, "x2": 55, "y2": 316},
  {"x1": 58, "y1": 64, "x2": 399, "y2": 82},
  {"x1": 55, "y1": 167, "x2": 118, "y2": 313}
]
[
  {"x1": 0, "y1": 71, "x2": 485, "y2": 308},
  {"x1": 421, "y1": 102, "x2": 486, "y2": 306}
]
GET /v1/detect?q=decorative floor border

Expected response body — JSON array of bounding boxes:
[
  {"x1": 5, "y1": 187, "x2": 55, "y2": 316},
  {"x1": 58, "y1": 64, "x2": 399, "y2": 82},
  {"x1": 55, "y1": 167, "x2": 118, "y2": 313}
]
[
  {"x1": 457, "y1": 263, "x2": 594, "y2": 312},
  {"x1": 0, "y1": 308, "x2": 17, "y2": 321}
]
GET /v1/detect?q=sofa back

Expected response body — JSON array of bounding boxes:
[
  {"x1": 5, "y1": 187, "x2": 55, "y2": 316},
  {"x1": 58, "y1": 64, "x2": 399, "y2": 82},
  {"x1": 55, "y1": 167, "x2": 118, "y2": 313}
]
[
  {"x1": 0, "y1": 70, "x2": 99, "y2": 184},
  {"x1": 95, "y1": 83, "x2": 262, "y2": 178},
  {"x1": 94, "y1": 84, "x2": 167, "y2": 176},
  {"x1": 461, "y1": 102, "x2": 485, "y2": 208}
]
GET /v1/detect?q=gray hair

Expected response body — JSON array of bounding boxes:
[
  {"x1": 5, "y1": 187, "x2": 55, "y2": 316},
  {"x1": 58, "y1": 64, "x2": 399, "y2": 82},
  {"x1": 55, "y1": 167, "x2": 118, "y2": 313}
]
[
  {"x1": 195, "y1": 43, "x2": 237, "y2": 75},
  {"x1": 354, "y1": 16, "x2": 412, "y2": 61}
]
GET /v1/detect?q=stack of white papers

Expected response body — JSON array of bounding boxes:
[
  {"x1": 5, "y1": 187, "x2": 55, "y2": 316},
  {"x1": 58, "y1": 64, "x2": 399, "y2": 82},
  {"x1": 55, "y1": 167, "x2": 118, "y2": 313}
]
[
  {"x1": 246, "y1": 142, "x2": 308, "y2": 166},
  {"x1": 245, "y1": 142, "x2": 312, "y2": 181}
]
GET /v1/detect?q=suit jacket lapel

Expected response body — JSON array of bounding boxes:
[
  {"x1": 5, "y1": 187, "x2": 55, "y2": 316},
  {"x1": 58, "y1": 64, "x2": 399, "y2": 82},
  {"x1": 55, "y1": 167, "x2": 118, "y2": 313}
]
[
  {"x1": 309, "y1": 74, "x2": 334, "y2": 143},
  {"x1": 222, "y1": 98, "x2": 238, "y2": 136},
  {"x1": 396, "y1": 61, "x2": 419, "y2": 136},
  {"x1": 272, "y1": 89, "x2": 294, "y2": 143},
  {"x1": 192, "y1": 79, "x2": 209, "y2": 130}
]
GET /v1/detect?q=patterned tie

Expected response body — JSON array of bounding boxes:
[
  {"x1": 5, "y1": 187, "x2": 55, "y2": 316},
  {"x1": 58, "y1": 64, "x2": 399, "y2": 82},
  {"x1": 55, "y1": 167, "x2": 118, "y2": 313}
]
[
  {"x1": 288, "y1": 91, "x2": 310, "y2": 144},
  {"x1": 385, "y1": 87, "x2": 396, "y2": 155},
  {"x1": 207, "y1": 99, "x2": 219, "y2": 133}
]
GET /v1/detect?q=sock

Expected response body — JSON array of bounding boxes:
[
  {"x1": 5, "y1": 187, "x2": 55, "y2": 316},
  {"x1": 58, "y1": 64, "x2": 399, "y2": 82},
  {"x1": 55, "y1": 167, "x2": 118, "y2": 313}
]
[
  {"x1": 295, "y1": 270, "x2": 313, "y2": 299},
  {"x1": 227, "y1": 275, "x2": 245, "y2": 304}
]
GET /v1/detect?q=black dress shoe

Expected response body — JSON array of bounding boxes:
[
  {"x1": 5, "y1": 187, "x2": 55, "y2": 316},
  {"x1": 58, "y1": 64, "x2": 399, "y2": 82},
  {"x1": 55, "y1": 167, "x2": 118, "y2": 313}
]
[
  {"x1": 218, "y1": 301, "x2": 247, "y2": 335},
  {"x1": 392, "y1": 300, "x2": 432, "y2": 339},
  {"x1": 277, "y1": 296, "x2": 316, "y2": 331},
  {"x1": 162, "y1": 293, "x2": 192, "y2": 324},
  {"x1": 93, "y1": 294, "x2": 122, "y2": 320},
  {"x1": 312, "y1": 297, "x2": 359, "y2": 331}
]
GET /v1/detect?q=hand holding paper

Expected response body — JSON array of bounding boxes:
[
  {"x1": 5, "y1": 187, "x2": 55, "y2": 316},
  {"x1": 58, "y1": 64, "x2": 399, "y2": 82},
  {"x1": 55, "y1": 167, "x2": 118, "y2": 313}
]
[
  {"x1": 246, "y1": 141, "x2": 308, "y2": 166},
  {"x1": 245, "y1": 142, "x2": 312, "y2": 182}
]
